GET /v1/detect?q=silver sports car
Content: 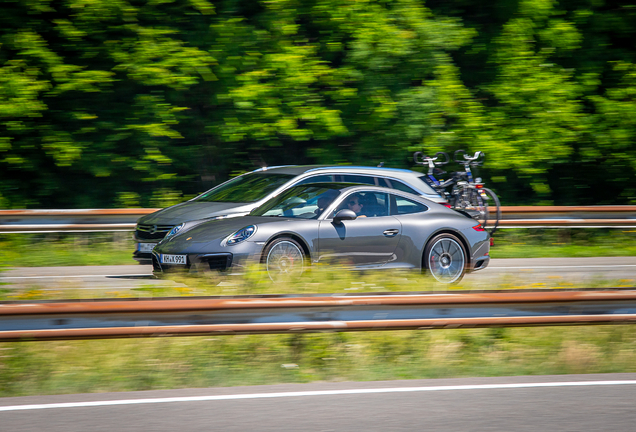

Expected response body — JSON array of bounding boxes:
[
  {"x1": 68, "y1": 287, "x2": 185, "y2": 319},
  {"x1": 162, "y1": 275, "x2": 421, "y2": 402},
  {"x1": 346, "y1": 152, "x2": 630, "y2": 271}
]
[
  {"x1": 134, "y1": 165, "x2": 447, "y2": 263},
  {"x1": 152, "y1": 183, "x2": 490, "y2": 283}
]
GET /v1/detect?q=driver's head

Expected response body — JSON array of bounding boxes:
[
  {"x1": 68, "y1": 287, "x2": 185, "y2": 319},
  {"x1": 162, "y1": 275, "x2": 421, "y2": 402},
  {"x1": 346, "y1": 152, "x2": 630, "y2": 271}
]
[{"x1": 347, "y1": 194, "x2": 363, "y2": 214}]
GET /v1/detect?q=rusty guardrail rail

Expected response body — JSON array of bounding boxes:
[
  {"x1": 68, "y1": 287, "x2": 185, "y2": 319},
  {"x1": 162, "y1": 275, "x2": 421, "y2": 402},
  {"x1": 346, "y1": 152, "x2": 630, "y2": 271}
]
[
  {"x1": 2, "y1": 290, "x2": 636, "y2": 341},
  {"x1": 1, "y1": 206, "x2": 635, "y2": 233}
]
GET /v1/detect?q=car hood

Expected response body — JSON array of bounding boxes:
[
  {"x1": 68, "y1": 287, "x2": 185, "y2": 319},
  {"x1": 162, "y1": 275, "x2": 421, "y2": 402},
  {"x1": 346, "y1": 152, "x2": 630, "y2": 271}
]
[
  {"x1": 155, "y1": 216, "x2": 306, "y2": 253},
  {"x1": 137, "y1": 201, "x2": 252, "y2": 225}
]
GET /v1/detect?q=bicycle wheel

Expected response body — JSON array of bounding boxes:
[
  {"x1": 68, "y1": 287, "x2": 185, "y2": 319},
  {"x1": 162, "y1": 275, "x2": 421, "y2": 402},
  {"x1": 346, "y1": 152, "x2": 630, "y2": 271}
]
[
  {"x1": 481, "y1": 187, "x2": 501, "y2": 235},
  {"x1": 468, "y1": 189, "x2": 488, "y2": 228},
  {"x1": 451, "y1": 187, "x2": 488, "y2": 228}
]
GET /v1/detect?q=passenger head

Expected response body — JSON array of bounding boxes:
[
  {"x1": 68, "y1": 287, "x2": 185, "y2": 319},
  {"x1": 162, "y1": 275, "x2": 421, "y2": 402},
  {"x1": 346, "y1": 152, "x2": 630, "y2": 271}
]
[{"x1": 315, "y1": 190, "x2": 339, "y2": 215}]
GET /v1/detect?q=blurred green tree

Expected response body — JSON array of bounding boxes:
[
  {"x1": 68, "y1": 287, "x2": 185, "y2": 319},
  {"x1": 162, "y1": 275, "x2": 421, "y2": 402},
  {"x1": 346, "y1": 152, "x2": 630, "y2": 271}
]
[{"x1": 1, "y1": 0, "x2": 635, "y2": 208}]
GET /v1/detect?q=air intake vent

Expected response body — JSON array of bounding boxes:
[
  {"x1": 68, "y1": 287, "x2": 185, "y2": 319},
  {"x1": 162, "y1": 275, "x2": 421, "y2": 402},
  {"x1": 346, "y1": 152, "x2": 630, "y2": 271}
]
[{"x1": 200, "y1": 253, "x2": 233, "y2": 271}]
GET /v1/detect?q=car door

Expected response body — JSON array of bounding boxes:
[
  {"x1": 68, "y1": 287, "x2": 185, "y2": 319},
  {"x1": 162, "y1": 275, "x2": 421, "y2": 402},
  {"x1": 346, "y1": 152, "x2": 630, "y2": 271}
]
[{"x1": 317, "y1": 191, "x2": 402, "y2": 266}]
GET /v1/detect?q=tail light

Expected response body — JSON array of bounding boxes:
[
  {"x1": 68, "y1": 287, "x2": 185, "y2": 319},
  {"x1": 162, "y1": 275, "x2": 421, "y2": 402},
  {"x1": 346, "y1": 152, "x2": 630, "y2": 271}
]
[
  {"x1": 472, "y1": 224, "x2": 485, "y2": 232},
  {"x1": 475, "y1": 184, "x2": 483, "y2": 189},
  {"x1": 442, "y1": 202, "x2": 452, "y2": 208}
]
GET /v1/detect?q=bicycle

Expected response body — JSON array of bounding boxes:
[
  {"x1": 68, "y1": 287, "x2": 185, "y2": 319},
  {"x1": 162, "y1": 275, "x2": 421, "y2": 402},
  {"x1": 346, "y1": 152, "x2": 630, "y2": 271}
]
[
  {"x1": 453, "y1": 150, "x2": 501, "y2": 235},
  {"x1": 412, "y1": 151, "x2": 455, "y2": 203},
  {"x1": 413, "y1": 150, "x2": 501, "y2": 235}
]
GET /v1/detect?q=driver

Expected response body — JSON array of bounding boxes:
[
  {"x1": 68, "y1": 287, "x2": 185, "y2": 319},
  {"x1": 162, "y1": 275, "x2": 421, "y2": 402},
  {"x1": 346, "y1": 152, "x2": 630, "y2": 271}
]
[{"x1": 346, "y1": 193, "x2": 366, "y2": 217}]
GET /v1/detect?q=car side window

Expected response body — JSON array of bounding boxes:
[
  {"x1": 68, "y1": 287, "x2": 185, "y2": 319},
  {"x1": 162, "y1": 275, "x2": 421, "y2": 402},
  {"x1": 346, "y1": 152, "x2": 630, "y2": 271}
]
[
  {"x1": 340, "y1": 174, "x2": 376, "y2": 186},
  {"x1": 337, "y1": 191, "x2": 389, "y2": 218},
  {"x1": 296, "y1": 175, "x2": 335, "y2": 185},
  {"x1": 391, "y1": 194, "x2": 429, "y2": 215},
  {"x1": 383, "y1": 178, "x2": 420, "y2": 195}
]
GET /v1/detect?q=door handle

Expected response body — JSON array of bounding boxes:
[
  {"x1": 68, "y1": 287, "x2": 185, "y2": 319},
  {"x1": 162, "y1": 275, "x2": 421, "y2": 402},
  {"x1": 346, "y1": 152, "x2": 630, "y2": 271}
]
[{"x1": 383, "y1": 229, "x2": 399, "y2": 237}]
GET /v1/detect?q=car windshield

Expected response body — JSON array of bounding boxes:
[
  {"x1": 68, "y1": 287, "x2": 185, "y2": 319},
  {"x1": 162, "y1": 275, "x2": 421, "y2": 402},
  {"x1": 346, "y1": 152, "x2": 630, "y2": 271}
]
[
  {"x1": 194, "y1": 173, "x2": 295, "y2": 203},
  {"x1": 250, "y1": 184, "x2": 344, "y2": 219}
]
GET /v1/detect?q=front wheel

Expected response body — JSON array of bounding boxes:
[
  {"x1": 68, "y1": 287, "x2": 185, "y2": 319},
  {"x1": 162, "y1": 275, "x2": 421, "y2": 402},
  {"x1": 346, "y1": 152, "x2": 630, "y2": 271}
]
[
  {"x1": 262, "y1": 237, "x2": 306, "y2": 281},
  {"x1": 423, "y1": 233, "x2": 467, "y2": 283}
]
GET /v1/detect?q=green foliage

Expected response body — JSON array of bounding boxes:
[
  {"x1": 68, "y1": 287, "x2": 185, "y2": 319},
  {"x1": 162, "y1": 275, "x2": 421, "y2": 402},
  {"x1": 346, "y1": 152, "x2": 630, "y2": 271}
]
[{"x1": 1, "y1": 0, "x2": 636, "y2": 208}]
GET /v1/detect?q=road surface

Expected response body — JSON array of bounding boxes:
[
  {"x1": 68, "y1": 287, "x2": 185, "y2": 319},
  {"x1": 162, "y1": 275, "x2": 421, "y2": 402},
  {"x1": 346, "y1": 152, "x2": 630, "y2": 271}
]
[
  {"x1": 1, "y1": 257, "x2": 635, "y2": 291},
  {"x1": 2, "y1": 374, "x2": 636, "y2": 431}
]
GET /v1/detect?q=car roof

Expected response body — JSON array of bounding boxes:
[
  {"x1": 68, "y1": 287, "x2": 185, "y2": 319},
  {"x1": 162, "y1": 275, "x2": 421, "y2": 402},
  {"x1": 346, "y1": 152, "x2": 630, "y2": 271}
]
[{"x1": 251, "y1": 165, "x2": 422, "y2": 177}]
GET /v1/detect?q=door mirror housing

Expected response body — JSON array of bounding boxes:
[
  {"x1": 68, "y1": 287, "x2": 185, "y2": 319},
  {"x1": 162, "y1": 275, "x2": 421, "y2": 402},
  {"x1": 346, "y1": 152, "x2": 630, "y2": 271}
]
[{"x1": 333, "y1": 209, "x2": 357, "y2": 225}]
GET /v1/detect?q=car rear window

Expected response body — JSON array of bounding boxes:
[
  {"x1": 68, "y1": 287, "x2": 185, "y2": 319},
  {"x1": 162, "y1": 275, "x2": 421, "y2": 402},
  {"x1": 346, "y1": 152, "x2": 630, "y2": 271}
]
[
  {"x1": 194, "y1": 173, "x2": 295, "y2": 203},
  {"x1": 417, "y1": 175, "x2": 441, "y2": 195}
]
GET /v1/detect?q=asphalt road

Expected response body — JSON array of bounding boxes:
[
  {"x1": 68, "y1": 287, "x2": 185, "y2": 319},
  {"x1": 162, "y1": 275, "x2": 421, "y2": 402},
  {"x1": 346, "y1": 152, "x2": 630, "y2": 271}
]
[
  {"x1": 2, "y1": 374, "x2": 636, "y2": 431},
  {"x1": 2, "y1": 257, "x2": 635, "y2": 291}
]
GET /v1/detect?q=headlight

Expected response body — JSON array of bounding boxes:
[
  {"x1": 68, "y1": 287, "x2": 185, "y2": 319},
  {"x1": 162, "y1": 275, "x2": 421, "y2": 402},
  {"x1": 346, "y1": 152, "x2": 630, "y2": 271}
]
[
  {"x1": 225, "y1": 225, "x2": 257, "y2": 246},
  {"x1": 165, "y1": 223, "x2": 185, "y2": 240}
]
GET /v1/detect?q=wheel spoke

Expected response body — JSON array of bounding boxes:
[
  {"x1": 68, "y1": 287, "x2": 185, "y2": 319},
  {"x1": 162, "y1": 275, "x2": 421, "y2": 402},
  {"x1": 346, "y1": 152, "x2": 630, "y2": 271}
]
[
  {"x1": 267, "y1": 240, "x2": 304, "y2": 280},
  {"x1": 428, "y1": 237, "x2": 465, "y2": 283}
]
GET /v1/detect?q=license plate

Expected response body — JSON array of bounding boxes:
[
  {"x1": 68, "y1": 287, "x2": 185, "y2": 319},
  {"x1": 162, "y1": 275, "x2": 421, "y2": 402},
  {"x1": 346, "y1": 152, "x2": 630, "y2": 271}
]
[
  {"x1": 161, "y1": 254, "x2": 187, "y2": 265},
  {"x1": 138, "y1": 243, "x2": 157, "y2": 253}
]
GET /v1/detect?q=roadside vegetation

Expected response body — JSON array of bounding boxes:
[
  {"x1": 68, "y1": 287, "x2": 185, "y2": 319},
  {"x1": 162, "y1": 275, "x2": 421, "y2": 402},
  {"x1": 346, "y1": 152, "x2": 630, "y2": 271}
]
[
  {"x1": 2, "y1": 257, "x2": 633, "y2": 303},
  {"x1": 2, "y1": 1, "x2": 636, "y2": 211},
  {"x1": 1, "y1": 229, "x2": 636, "y2": 268},
  {"x1": 2, "y1": 237, "x2": 635, "y2": 398},
  {"x1": 2, "y1": 325, "x2": 636, "y2": 398}
]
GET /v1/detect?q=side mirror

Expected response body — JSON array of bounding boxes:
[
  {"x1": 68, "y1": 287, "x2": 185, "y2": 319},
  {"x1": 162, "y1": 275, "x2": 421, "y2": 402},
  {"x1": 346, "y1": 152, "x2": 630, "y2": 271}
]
[{"x1": 333, "y1": 209, "x2": 357, "y2": 225}]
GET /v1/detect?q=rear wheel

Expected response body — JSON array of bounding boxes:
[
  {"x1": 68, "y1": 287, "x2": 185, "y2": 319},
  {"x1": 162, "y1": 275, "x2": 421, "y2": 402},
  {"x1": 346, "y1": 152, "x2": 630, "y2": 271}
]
[
  {"x1": 424, "y1": 233, "x2": 467, "y2": 283},
  {"x1": 263, "y1": 237, "x2": 306, "y2": 281}
]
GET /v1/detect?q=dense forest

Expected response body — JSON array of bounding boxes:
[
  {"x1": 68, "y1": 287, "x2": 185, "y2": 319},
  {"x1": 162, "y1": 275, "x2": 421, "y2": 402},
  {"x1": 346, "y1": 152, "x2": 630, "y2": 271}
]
[{"x1": 1, "y1": 0, "x2": 635, "y2": 209}]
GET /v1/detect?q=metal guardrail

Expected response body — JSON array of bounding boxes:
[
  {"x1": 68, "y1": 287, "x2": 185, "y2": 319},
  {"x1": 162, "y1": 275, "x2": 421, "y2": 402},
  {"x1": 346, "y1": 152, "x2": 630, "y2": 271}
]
[
  {"x1": 2, "y1": 290, "x2": 636, "y2": 341},
  {"x1": 0, "y1": 209, "x2": 153, "y2": 233},
  {"x1": 1, "y1": 206, "x2": 636, "y2": 233}
]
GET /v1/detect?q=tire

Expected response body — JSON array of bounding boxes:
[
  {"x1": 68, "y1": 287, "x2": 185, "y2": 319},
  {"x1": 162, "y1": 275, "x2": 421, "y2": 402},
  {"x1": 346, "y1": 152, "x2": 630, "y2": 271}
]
[
  {"x1": 262, "y1": 237, "x2": 306, "y2": 281},
  {"x1": 423, "y1": 233, "x2": 467, "y2": 283},
  {"x1": 481, "y1": 187, "x2": 501, "y2": 236}
]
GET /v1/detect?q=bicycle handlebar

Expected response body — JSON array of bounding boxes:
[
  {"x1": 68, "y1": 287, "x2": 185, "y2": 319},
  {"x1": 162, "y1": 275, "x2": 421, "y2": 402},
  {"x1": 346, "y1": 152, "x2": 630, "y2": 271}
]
[
  {"x1": 413, "y1": 151, "x2": 449, "y2": 166},
  {"x1": 453, "y1": 149, "x2": 485, "y2": 166}
]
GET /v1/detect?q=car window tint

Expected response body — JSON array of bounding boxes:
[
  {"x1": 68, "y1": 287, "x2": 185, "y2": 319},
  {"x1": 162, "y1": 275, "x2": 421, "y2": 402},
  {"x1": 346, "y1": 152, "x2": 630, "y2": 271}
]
[
  {"x1": 392, "y1": 195, "x2": 428, "y2": 215},
  {"x1": 251, "y1": 184, "x2": 342, "y2": 219},
  {"x1": 341, "y1": 175, "x2": 376, "y2": 186},
  {"x1": 377, "y1": 177, "x2": 391, "y2": 188},
  {"x1": 384, "y1": 179, "x2": 419, "y2": 195},
  {"x1": 336, "y1": 191, "x2": 389, "y2": 218},
  {"x1": 296, "y1": 174, "x2": 334, "y2": 185},
  {"x1": 195, "y1": 173, "x2": 295, "y2": 203},
  {"x1": 417, "y1": 175, "x2": 441, "y2": 195}
]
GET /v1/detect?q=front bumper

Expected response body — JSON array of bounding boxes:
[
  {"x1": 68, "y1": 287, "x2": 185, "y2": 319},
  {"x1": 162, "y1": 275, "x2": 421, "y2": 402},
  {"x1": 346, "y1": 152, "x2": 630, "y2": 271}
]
[
  {"x1": 133, "y1": 250, "x2": 154, "y2": 265},
  {"x1": 133, "y1": 226, "x2": 174, "y2": 264},
  {"x1": 152, "y1": 251, "x2": 234, "y2": 274},
  {"x1": 151, "y1": 243, "x2": 261, "y2": 277}
]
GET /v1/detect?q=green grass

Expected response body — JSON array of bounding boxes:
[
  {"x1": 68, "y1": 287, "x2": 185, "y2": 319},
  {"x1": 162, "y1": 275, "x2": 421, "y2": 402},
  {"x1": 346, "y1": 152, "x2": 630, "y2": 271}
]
[
  {"x1": 0, "y1": 233, "x2": 137, "y2": 267},
  {"x1": 491, "y1": 229, "x2": 636, "y2": 258},
  {"x1": 2, "y1": 325, "x2": 636, "y2": 397}
]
